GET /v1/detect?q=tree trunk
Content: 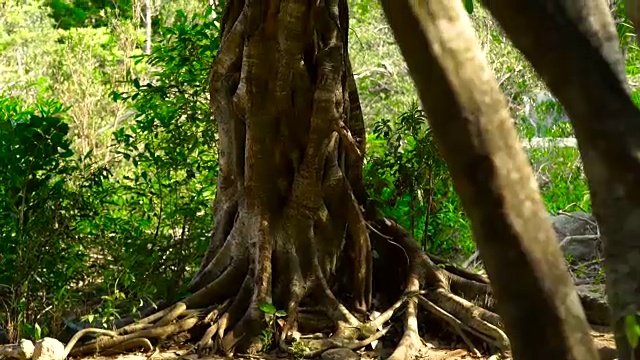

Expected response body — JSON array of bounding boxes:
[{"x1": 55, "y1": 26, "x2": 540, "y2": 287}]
[
  {"x1": 379, "y1": 1, "x2": 599, "y2": 359},
  {"x1": 626, "y1": 0, "x2": 640, "y2": 44},
  {"x1": 144, "y1": 0, "x2": 152, "y2": 54},
  {"x1": 57, "y1": 1, "x2": 616, "y2": 359},
  {"x1": 480, "y1": 0, "x2": 640, "y2": 359}
]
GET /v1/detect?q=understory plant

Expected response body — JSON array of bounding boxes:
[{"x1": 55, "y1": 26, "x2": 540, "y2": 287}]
[
  {"x1": 76, "y1": 7, "x2": 223, "y2": 315},
  {"x1": 0, "y1": 95, "x2": 91, "y2": 341},
  {"x1": 364, "y1": 103, "x2": 474, "y2": 258}
]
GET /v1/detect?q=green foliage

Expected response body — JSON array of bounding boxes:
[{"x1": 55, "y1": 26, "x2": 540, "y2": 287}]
[
  {"x1": 258, "y1": 302, "x2": 287, "y2": 351},
  {"x1": 0, "y1": 4, "x2": 223, "y2": 339},
  {"x1": 463, "y1": 0, "x2": 474, "y2": 14},
  {"x1": 625, "y1": 313, "x2": 640, "y2": 349},
  {"x1": 0, "y1": 95, "x2": 90, "y2": 340},
  {"x1": 0, "y1": 0, "x2": 143, "y2": 157},
  {"x1": 611, "y1": 0, "x2": 640, "y2": 77},
  {"x1": 631, "y1": 88, "x2": 640, "y2": 109},
  {"x1": 527, "y1": 146, "x2": 591, "y2": 214},
  {"x1": 365, "y1": 103, "x2": 473, "y2": 258},
  {"x1": 0, "y1": 0, "x2": 60, "y2": 98},
  {"x1": 47, "y1": 0, "x2": 134, "y2": 29},
  {"x1": 77, "y1": 6, "x2": 222, "y2": 310},
  {"x1": 348, "y1": 0, "x2": 417, "y2": 126}
]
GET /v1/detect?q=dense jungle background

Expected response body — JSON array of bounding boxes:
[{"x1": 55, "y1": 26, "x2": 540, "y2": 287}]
[{"x1": 1, "y1": 0, "x2": 638, "y2": 353}]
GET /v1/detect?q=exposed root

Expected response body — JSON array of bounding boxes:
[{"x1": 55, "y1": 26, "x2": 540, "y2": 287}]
[
  {"x1": 417, "y1": 295, "x2": 481, "y2": 357},
  {"x1": 278, "y1": 275, "x2": 304, "y2": 343},
  {"x1": 190, "y1": 227, "x2": 235, "y2": 291},
  {"x1": 154, "y1": 303, "x2": 187, "y2": 327},
  {"x1": 195, "y1": 323, "x2": 219, "y2": 354},
  {"x1": 117, "y1": 308, "x2": 174, "y2": 335},
  {"x1": 192, "y1": 201, "x2": 239, "y2": 291},
  {"x1": 362, "y1": 290, "x2": 418, "y2": 333},
  {"x1": 55, "y1": 207, "x2": 609, "y2": 360},
  {"x1": 427, "y1": 289, "x2": 509, "y2": 351},
  {"x1": 312, "y1": 258, "x2": 360, "y2": 327},
  {"x1": 288, "y1": 325, "x2": 391, "y2": 358},
  {"x1": 70, "y1": 317, "x2": 199, "y2": 356},
  {"x1": 430, "y1": 254, "x2": 490, "y2": 285},
  {"x1": 371, "y1": 216, "x2": 512, "y2": 358},
  {"x1": 195, "y1": 301, "x2": 231, "y2": 354},
  {"x1": 334, "y1": 120, "x2": 362, "y2": 159},
  {"x1": 100, "y1": 338, "x2": 154, "y2": 356},
  {"x1": 68, "y1": 215, "x2": 506, "y2": 360},
  {"x1": 204, "y1": 300, "x2": 230, "y2": 324},
  {"x1": 218, "y1": 273, "x2": 257, "y2": 355},
  {"x1": 388, "y1": 278, "x2": 423, "y2": 360},
  {"x1": 184, "y1": 255, "x2": 248, "y2": 309}
]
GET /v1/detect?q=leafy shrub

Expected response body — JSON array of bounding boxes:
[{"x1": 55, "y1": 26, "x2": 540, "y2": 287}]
[
  {"x1": 48, "y1": 0, "x2": 135, "y2": 29},
  {"x1": 365, "y1": 103, "x2": 474, "y2": 258},
  {"x1": 0, "y1": 95, "x2": 91, "y2": 341},
  {"x1": 517, "y1": 99, "x2": 592, "y2": 214},
  {"x1": 75, "y1": 7, "x2": 223, "y2": 312},
  {"x1": 0, "y1": 6, "x2": 223, "y2": 337}
]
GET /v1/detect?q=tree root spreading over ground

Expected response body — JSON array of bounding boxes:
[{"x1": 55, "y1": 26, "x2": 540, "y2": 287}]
[{"x1": 53, "y1": 217, "x2": 609, "y2": 360}]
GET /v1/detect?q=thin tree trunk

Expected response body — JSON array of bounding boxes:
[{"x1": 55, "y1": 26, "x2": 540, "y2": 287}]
[
  {"x1": 144, "y1": 0, "x2": 152, "y2": 55},
  {"x1": 626, "y1": 0, "x2": 640, "y2": 44}
]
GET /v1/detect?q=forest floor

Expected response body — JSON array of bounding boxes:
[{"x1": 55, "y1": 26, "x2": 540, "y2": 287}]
[
  {"x1": 69, "y1": 259, "x2": 615, "y2": 360},
  {"x1": 74, "y1": 328, "x2": 617, "y2": 360}
]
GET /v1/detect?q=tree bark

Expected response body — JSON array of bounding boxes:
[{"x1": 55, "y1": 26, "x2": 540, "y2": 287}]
[
  {"x1": 479, "y1": 0, "x2": 640, "y2": 358},
  {"x1": 379, "y1": 0, "x2": 599, "y2": 359},
  {"x1": 144, "y1": 0, "x2": 152, "y2": 54},
  {"x1": 626, "y1": 0, "x2": 640, "y2": 44}
]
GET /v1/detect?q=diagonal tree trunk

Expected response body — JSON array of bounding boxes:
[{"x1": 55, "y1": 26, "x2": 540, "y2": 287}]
[
  {"x1": 379, "y1": 1, "x2": 599, "y2": 359},
  {"x1": 50, "y1": 1, "x2": 616, "y2": 360},
  {"x1": 478, "y1": 1, "x2": 640, "y2": 359}
]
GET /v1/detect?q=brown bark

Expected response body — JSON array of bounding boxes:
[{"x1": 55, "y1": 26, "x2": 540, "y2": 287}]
[
  {"x1": 626, "y1": 0, "x2": 640, "y2": 45},
  {"x1": 479, "y1": 1, "x2": 640, "y2": 359},
  {"x1": 379, "y1": 1, "x2": 599, "y2": 359}
]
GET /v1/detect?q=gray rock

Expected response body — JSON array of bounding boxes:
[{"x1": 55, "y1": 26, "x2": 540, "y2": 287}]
[
  {"x1": 321, "y1": 348, "x2": 360, "y2": 360},
  {"x1": 550, "y1": 212, "x2": 600, "y2": 261},
  {"x1": 576, "y1": 284, "x2": 610, "y2": 326}
]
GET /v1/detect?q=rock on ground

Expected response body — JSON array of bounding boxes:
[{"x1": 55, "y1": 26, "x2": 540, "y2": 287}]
[
  {"x1": 550, "y1": 211, "x2": 600, "y2": 262},
  {"x1": 32, "y1": 338, "x2": 65, "y2": 360}
]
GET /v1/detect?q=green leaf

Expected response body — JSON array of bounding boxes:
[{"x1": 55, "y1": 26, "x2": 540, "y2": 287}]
[
  {"x1": 258, "y1": 302, "x2": 276, "y2": 315},
  {"x1": 275, "y1": 310, "x2": 287, "y2": 317},
  {"x1": 34, "y1": 323, "x2": 42, "y2": 340},
  {"x1": 111, "y1": 91, "x2": 124, "y2": 102},
  {"x1": 463, "y1": 0, "x2": 474, "y2": 14},
  {"x1": 625, "y1": 314, "x2": 640, "y2": 348}
]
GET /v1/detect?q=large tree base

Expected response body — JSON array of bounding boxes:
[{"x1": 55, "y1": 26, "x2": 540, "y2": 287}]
[{"x1": 63, "y1": 216, "x2": 608, "y2": 360}]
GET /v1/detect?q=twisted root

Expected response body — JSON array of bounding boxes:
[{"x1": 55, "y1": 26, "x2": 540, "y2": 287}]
[{"x1": 57, "y1": 216, "x2": 521, "y2": 360}]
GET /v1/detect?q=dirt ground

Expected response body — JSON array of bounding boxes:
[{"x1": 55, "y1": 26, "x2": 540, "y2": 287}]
[{"x1": 76, "y1": 329, "x2": 617, "y2": 360}]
